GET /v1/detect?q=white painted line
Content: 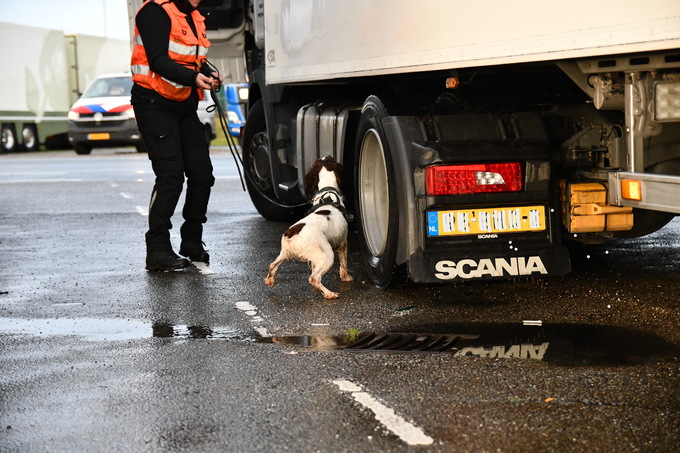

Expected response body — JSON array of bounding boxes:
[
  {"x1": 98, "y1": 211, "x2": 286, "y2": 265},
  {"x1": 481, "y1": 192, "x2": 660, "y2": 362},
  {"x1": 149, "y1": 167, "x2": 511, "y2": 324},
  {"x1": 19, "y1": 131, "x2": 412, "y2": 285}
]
[
  {"x1": 0, "y1": 178, "x2": 82, "y2": 184},
  {"x1": 332, "y1": 379, "x2": 434, "y2": 446},
  {"x1": 193, "y1": 262, "x2": 216, "y2": 275},
  {"x1": 119, "y1": 192, "x2": 132, "y2": 199},
  {"x1": 235, "y1": 301, "x2": 258, "y2": 312},
  {"x1": 135, "y1": 206, "x2": 148, "y2": 216},
  {"x1": 255, "y1": 326, "x2": 270, "y2": 337},
  {"x1": 235, "y1": 301, "x2": 270, "y2": 337}
]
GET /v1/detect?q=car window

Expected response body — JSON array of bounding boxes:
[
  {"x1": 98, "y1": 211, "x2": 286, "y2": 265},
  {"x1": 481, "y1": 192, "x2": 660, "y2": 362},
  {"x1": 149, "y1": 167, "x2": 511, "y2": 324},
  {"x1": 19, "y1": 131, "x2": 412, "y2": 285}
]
[{"x1": 82, "y1": 77, "x2": 133, "y2": 98}]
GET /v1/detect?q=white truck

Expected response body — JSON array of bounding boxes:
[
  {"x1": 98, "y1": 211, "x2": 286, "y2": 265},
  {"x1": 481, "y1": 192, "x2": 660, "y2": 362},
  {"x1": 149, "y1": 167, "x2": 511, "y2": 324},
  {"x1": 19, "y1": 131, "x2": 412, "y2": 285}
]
[
  {"x1": 0, "y1": 23, "x2": 130, "y2": 152},
  {"x1": 131, "y1": 0, "x2": 680, "y2": 286}
]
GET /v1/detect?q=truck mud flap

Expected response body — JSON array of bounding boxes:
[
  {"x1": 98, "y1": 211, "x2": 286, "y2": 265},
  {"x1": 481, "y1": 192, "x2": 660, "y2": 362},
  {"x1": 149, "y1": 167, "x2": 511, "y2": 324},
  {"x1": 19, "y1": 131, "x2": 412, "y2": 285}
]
[{"x1": 408, "y1": 246, "x2": 571, "y2": 283}]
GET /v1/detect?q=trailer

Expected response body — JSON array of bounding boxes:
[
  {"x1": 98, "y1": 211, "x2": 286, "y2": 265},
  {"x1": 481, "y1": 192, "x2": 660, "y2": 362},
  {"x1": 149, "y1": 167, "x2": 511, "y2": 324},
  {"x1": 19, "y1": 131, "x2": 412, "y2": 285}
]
[
  {"x1": 129, "y1": 0, "x2": 680, "y2": 287},
  {"x1": 0, "y1": 23, "x2": 130, "y2": 152}
]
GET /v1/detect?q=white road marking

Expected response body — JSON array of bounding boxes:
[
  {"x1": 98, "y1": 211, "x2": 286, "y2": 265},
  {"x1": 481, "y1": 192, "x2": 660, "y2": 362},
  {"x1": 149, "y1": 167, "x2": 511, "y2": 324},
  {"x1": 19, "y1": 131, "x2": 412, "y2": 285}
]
[
  {"x1": 255, "y1": 326, "x2": 270, "y2": 337},
  {"x1": 119, "y1": 192, "x2": 132, "y2": 199},
  {"x1": 0, "y1": 178, "x2": 82, "y2": 184},
  {"x1": 332, "y1": 379, "x2": 434, "y2": 446},
  {"x1": 235, "y1": 301, "x2": 269, "y2": 337},
  {"x1": 193, "y1": 262, "x2": 216, "y2": 274}
]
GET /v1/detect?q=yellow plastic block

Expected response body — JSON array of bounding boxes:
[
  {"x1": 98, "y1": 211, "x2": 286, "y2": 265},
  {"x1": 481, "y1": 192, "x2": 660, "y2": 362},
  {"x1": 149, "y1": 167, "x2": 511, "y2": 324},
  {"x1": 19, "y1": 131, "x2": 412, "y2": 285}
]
[
  {"x1": 568, "y1": 215, "x2": 606, "y2": 233},
  {"x1": 569, "y1": 183, "x2": 607, "y2": 204},
  {"x1": 606, "y1": 213, "x2": 634, "y2": 231}
]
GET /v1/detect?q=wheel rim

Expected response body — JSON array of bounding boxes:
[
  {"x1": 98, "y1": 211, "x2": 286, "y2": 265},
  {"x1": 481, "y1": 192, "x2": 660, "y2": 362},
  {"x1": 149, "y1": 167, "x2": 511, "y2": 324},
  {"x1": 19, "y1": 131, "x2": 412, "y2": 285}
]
[
  {"x1": 22, "y1": 126, "x2": 36, "y2": 149},
  {"x1": 248, "y1": 131, "x2": 272, "y2": 191},
  {"x1": 2, "y1": 128, "x2": 15, "y2": 150},
  {"x1": 359, "y1": 128, "x2": 389, "y2": 257}
]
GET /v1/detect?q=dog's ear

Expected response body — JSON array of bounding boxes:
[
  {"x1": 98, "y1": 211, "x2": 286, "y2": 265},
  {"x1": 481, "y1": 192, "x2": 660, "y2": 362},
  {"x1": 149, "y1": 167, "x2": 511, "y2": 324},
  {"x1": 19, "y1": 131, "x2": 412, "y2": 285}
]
[{"x1": 304, "y1": 160, "x2": 322, "y2": 196}]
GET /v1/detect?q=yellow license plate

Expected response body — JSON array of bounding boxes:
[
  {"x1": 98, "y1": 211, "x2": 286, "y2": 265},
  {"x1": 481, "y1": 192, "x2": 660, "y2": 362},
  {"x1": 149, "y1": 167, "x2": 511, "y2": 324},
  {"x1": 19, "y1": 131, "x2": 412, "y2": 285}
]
[
  {"x1": 427, "y1": 206, "x2": 546, "y2": 237},
  {"x1": 88, "y1": 133, "x2": 110, "y2": 140}
]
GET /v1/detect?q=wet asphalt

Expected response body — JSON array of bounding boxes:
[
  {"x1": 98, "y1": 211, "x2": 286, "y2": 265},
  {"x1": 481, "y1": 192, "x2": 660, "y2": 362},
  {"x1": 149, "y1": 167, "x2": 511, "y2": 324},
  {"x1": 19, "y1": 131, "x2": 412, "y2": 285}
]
[{"x1": 1, "y1": 148, "x2": 679, "y2": 452}]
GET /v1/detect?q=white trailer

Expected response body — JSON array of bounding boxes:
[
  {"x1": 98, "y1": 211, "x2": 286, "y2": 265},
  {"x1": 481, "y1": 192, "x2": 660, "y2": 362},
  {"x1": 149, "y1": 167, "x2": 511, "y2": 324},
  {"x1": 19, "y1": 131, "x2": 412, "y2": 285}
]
[
  {"x1": 0, "y1": 23, "x2": 130, "y2": 152},
  {"x1": 130, "y1": 0, "x2": 680, "y2": 286}
]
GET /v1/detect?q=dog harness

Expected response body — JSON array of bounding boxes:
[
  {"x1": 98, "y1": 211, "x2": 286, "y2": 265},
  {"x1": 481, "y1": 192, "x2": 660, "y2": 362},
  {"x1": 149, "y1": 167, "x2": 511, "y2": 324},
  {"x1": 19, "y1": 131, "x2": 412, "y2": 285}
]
[{"x1": 306, "y1": 187, "x2": 353, "y2": 222}]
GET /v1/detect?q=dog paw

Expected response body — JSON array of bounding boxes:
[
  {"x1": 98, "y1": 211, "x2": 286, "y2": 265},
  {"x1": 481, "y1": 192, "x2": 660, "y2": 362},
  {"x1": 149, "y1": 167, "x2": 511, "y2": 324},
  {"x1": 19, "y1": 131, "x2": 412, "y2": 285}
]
[
  {"x1": 340, "y1": 273, "x2": 353, "y2": 282},
  {"x1": 323, "y1": 291, "x2": 340, "y2": 299},
  {"x1": 264, "y1": 277, "x2": 276, "y2": 287}
]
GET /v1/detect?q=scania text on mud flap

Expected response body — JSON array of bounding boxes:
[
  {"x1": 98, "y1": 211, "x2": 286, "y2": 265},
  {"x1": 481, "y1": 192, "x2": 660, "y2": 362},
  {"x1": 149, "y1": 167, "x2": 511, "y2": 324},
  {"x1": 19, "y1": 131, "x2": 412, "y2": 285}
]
[{"x1": 127, "y1": 0, "x2": 680, "y2": 287}]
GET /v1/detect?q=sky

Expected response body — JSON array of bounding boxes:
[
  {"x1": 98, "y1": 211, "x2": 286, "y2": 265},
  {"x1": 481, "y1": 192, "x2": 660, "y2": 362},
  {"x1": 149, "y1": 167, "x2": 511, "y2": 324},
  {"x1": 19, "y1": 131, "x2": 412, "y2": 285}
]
[{"x1": 1, "y1": 0, "x2": 131, "y2": 41}]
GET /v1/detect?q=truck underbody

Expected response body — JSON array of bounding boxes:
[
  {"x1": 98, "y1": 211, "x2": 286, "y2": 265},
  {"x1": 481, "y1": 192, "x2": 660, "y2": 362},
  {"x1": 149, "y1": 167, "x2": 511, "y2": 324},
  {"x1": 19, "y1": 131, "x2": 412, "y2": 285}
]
[
  {"x1": 188, "y1": 0, "x2": 680, "y2": 286},
  {"x1": 239, "y1": 50, "x2": 679, "y2": 284}
]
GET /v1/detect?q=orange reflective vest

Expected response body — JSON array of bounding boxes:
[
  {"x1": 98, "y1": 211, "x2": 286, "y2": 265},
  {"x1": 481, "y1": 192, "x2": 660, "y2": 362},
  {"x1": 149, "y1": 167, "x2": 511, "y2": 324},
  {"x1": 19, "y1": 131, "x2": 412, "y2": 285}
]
[{"x1": 131, "y1": 0, "x2": 210, "y2": 102}]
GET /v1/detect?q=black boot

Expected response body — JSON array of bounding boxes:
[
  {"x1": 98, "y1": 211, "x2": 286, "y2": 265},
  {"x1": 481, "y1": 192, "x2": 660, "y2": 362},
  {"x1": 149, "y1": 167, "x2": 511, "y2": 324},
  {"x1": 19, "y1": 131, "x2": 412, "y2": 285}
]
[
  {"x1": 146, "y1": 250, "x2": 190, "y2": 271},
  {"x1": 179, "y1": 241, "x2": 210, "y2": 263}
]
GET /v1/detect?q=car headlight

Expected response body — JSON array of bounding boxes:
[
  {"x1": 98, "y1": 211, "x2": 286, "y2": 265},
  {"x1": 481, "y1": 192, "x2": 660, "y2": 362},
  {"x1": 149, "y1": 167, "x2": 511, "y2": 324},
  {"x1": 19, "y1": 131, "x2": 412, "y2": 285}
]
[
  {"x1": 125, "y1": 107, "x2": 136, "y2": 119},
  {"x1": 68, "y1": 111, "x2": 80, "y2": 121},
  {"x1": 227, "y1": 111, "x2": 241, "y2": 124}
]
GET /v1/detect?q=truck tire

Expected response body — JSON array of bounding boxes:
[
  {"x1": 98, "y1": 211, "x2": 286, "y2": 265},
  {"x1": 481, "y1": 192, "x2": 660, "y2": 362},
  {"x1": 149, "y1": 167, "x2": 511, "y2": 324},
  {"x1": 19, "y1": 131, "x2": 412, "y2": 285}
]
[
  {"x1": 354, "y1": 96, "x2": 408, "y2": 287},
  {"x1": 242, "y1": 99, "x2": 301, "y2": 221},
  {"x1": 1, "y1": 124, "x2": 18, "y2": 152},
  {"x1": 21, "y1": 124, "x2": 39, "y2": 151}
]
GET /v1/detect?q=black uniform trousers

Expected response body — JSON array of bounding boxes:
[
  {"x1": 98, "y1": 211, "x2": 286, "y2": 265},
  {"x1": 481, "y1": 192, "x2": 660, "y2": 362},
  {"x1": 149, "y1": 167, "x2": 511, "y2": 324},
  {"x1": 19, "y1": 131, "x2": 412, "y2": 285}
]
[{"x1": 134, "y1": 101, "x2": 215, "y2": 252}]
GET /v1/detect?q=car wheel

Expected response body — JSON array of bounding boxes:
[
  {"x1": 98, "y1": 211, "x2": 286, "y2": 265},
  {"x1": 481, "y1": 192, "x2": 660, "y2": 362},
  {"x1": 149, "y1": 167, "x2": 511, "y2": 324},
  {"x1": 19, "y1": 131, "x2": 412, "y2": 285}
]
[{"x1": 73, "y1": 143, "x2": 92, "y2": 155}]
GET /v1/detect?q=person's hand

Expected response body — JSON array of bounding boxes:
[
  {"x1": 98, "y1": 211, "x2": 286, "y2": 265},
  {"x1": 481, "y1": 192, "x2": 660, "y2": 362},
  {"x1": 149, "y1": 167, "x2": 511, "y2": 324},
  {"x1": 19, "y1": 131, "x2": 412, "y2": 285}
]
[
  {"x1": 196, "y1": 73, "x2": 215, "y2": 90},
  {"x1": 209, "y1": 72, "x2": 223, "y2": 89}
]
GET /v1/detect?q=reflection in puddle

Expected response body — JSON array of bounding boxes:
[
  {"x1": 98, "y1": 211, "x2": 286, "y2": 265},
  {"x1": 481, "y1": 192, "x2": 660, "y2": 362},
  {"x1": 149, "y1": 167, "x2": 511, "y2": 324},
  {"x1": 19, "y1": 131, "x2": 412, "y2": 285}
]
[
  {"x1": 262, "y1": 324, "x2": 680, "y2": 366},
  {"x1": 0, "y1": 317, "x2": 239, "y2": 341},
  {"x1": 151, "y1": 322, "x2": 240, "y2": 340}
]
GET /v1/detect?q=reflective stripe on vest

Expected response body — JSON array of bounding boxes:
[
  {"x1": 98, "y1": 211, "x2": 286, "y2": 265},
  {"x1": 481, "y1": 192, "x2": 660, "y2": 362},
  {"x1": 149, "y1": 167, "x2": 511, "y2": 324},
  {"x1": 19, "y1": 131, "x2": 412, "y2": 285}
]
[{"x1": 130, "y1": 0, "x2": 210, "y2": 102}]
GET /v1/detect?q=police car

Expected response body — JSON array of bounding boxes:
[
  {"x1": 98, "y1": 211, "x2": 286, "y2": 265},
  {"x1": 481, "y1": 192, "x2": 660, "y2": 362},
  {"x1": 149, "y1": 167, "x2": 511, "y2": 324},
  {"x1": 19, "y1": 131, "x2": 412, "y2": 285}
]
[{"x1": 67, "y1": 73, "x2": 215, "y2": 155}]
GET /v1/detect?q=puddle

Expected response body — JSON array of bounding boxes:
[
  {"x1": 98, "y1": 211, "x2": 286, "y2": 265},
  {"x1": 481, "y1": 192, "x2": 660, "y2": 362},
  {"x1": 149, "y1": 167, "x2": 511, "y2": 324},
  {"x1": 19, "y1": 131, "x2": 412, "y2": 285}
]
[
  {"x1": 0, "y1": 317, "x2": 240, "y2": 342},
  {"x1": 151, "y1": 322, "x2": 242, "y2": 340},
  {"x1": 261, "y1": 324, "x2": 680, "y2": 366},
  {"x1": 1, "y1": 317, "x2": 677, "y2": 365}
]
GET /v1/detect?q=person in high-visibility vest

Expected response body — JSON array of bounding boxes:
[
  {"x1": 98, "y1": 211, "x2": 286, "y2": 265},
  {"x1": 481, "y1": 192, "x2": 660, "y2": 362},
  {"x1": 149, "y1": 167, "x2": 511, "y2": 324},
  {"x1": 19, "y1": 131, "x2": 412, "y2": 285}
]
[{"x1": 131, "y1": 0, "x2": 222, "y2": 271}]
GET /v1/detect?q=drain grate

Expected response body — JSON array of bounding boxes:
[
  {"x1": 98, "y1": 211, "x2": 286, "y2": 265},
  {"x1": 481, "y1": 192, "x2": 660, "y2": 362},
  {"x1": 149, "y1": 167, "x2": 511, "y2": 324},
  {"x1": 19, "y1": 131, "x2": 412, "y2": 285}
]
[{"x1": 346, "y1": 332, "x2": 479, "y2": 353}]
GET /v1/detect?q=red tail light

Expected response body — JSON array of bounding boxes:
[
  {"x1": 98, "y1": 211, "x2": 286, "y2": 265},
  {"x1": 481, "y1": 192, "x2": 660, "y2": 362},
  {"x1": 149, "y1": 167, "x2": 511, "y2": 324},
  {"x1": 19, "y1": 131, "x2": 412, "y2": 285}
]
[{"x1": 426, "y1": 162, "x2": 523, "y2": 195}]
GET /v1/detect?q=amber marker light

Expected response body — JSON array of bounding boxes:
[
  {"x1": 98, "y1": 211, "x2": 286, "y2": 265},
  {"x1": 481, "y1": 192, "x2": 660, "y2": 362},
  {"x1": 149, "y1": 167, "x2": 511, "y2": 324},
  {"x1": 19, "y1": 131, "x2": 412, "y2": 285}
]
[
  {"x1": 621, "y1": 179, "x2": 642, "y2": 201},
  {"x1": 445, "y1": 77, "x2": 460, "y2": 89}
]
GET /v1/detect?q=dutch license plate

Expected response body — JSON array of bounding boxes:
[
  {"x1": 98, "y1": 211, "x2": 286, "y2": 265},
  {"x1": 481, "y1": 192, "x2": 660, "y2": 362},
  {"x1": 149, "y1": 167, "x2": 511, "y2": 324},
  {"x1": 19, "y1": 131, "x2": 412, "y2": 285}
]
[
  {"x1": 87, "y1": 133, "x2": 110, "y2": 140},
  {"x1": 427, "y1": 206, "x2": 546, "y2": 237}
]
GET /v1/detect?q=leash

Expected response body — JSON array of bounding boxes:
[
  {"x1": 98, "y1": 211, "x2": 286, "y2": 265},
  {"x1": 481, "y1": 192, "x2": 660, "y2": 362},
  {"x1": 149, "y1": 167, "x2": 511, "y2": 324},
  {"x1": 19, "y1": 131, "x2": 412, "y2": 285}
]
[{"x1": 201, "y1": 59, "x2": 312, "y2": 210}]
